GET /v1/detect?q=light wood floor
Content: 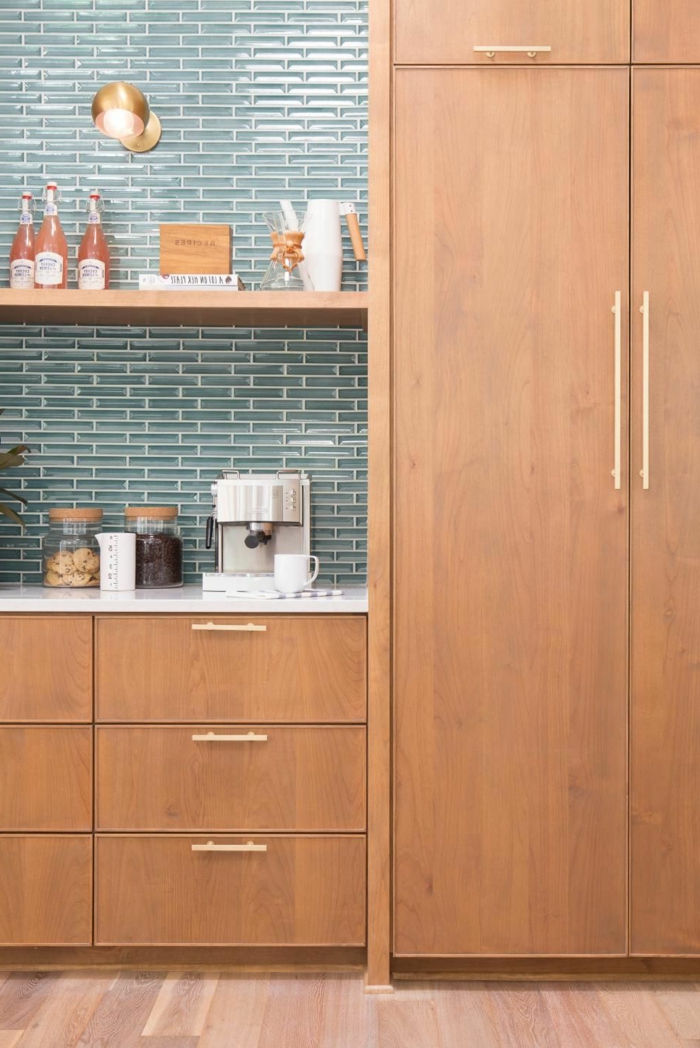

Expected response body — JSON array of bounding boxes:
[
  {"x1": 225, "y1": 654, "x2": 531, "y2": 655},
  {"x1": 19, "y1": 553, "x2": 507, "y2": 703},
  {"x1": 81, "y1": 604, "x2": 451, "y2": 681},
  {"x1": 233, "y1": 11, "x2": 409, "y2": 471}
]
[{"x1": 2, "y1": 971, "x2": 700, "y2": 1046}]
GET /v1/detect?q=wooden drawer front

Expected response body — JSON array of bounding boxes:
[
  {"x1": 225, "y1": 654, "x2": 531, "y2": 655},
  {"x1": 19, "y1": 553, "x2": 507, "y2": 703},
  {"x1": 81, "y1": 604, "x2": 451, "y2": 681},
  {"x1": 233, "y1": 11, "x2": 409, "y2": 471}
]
[
  {"x1": 0, "y1": 616, "x2": 92, "y2": 722},
  {"x1": 96, "y1": 725, "x2": 366, "y2": 832},
  {"x1": 95, "y1": 835, "x2": 366, "y2": 946},
  {"x1": 0, "y1": 727, "x2": 92, "y2": 831},
  {"x1": 96, "y1": 616, "x2": 367, "y2": 723},
  {"x1": 0, "y1": 836, "x2": 92, "y2": 945}
]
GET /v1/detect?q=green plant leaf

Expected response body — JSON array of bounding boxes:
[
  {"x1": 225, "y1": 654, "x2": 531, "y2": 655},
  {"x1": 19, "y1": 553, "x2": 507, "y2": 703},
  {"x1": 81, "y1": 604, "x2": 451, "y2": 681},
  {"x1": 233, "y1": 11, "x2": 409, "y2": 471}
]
[
  {"x1": 0, "y1": 487, "x2": 28, "y2": 505},
  {"x1": 0, "y1": 452, "x2": 26, "y2": 471},
  {"x1": 0, "y1": 502, "x2": 25, "y2": 529}
]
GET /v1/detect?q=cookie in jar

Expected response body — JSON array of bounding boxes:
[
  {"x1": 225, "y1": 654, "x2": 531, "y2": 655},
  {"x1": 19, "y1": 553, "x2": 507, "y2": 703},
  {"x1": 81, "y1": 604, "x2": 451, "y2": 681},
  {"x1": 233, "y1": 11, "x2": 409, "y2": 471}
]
[{"x1": 41, "y1": 507, "x2": 103, "y2": 587}]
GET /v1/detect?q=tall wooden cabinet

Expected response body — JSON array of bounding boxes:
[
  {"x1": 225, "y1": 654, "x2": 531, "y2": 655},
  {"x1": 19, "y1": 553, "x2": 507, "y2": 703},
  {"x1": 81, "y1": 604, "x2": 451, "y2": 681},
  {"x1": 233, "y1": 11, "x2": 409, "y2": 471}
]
[
  {"x1": 631, "y1": 68, "x2": 700, "y2": 955},
  {"x1": 393, "y1": 68, "x2": 630, "y2": 957},
  {"x1": 388, "y1": 0, "x2": 700, "y2": 968}
]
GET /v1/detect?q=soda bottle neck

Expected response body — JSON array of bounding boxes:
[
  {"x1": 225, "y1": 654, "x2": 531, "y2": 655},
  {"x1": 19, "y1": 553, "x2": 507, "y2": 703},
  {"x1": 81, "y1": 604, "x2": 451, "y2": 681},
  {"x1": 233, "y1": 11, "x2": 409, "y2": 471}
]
[{"x1": 20, "y1": 194, "x2": 33, "y2": 226}]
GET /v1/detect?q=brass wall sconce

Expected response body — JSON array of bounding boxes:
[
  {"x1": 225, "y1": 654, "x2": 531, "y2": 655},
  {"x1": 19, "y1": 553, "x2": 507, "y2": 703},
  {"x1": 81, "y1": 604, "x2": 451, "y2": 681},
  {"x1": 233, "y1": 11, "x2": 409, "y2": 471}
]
[{"x1": 91, "y1": 82, "x2": 161, "y2": 153}]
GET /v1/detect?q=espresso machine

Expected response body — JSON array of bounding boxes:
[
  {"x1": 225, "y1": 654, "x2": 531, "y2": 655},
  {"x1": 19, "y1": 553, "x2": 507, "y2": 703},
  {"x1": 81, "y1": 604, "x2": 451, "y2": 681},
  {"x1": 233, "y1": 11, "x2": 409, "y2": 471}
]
[{"x1": 202, "y1": 469, "x2": 311, "y2": 591}]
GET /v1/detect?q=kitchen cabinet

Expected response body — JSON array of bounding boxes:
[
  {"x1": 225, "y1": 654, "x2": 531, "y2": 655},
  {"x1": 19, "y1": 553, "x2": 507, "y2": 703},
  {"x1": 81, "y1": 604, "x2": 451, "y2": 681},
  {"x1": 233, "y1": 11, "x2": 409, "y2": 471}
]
[
  {"x1": 0, "y1": 615, "x2": 92, "y2": 722},
  {"x1": 633, "y1": 1, "x2": 700, "y2": 63},
  {"x1": 631, "y1": 68, "x2": 700, "y2": 954},
  {"x1": 394, "y1": 0, "x2": 630, "y2": 65},
  {"x1": 96, "y1": 724, "x2": 366, "y2": 832},
  {"x1": 95, "y1": 835, "x2": 366, "y2": 946},
  {"x1": 393, "y1": 68, "x2": 629, "y2": 956},
  {"x1": 0, "y1": 610, "x2": 368, "y2": 957},
  {"x1": 0, "y1": 727, "x2": 92, "y2": 831},
  {"x1": 0, "y1": 836, "x2": 92, "y2": 945},
  {"x1": 96, "y1": 615, "x2": 367, "y2": 723}
]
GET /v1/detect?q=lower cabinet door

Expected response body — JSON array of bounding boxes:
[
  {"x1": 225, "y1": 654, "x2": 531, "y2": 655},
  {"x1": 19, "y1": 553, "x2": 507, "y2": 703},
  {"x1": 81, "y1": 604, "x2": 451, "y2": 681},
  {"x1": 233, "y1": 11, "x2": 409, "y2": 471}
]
[
  {"x1": 95, "y1": 835, "x2": 366, "y2": 946},
  {"x1": 0, "y1": 727, "x2": 92, "y2": 831},
  {"x1": 0, "y1": 836, "x2": 92, "y2": 945}
]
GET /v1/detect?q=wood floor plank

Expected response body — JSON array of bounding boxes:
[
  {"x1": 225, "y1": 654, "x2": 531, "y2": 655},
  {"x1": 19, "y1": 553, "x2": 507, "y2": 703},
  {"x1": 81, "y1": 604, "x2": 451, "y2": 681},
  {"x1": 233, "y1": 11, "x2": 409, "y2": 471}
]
[
  {"x1": 255, "y1": 975, "x2": 329, "y2": 1048},
  {"x1": 198, "y1": 974, "x2": 270, "y2": 1048},
  {"x1": 597, "y1": 984, "x2": 685, "y2": 1048},
  {"x1": 376, "y1": 999, "x2": 443, "y2": 1048},
  {"x1": 541, "y1": 984, "x2": 629, "y2": 1048},
  {"x1": 315, "y1": 974, "x2": 370, "y2": 1048},
  {"x1": 15, "y1": 973, "x2": 115, "y2": 1048},
  {"x1": 142, "y1": 973, "x2": 219, "y2": 1037},
  {"x1": 0, "y1": 975, "x2": 54, "y2": 1031},
  {"x1": 474, "y1": 985, "x2": 562, "y2": 1048},
  {"x1": 431, "y1": 983, "x2": 503, "y2": 1047},
  {"x1": 0, "y1": 1033, "x2": 24, "y2": 1048},
  {"x1": 74, "y1": 972, "x2": 165, "y2": 1048},
  {"x1": 654, "y1": 985, "x2": 700, "y2": 1039},
  {"x1": 138, "y1": 1039, "x2": 198, "y2": 1048}
]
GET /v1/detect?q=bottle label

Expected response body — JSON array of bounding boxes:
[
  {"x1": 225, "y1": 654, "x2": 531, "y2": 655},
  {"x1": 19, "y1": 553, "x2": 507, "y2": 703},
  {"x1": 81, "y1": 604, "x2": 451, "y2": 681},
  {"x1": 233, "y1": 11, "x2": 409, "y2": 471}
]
[
  {"x1": 20, "y1": 213, "x2": 33, "y2": 226},
  {"x1": 44, "y1": 203, "x2": 57, "y2": 216},
  {"x1": 78, "y1": 258, "x2": 106, "y2": 290},
  {"x1": 10, "y1": 258, "x2": 35, "y2": 289},
  {"x1": 35, "y1": 251, "x2": 64, "y2": 285},
  {"x1": 88, "y1": 212, "x2": 101, "y2": 225}
]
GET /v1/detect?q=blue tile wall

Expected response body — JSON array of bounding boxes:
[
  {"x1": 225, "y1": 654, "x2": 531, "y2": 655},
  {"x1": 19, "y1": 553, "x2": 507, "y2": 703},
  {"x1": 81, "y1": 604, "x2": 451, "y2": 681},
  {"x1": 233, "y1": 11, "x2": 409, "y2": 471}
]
[{"x1": 0, "y1": 0, "x2": 368, "y2": 586}]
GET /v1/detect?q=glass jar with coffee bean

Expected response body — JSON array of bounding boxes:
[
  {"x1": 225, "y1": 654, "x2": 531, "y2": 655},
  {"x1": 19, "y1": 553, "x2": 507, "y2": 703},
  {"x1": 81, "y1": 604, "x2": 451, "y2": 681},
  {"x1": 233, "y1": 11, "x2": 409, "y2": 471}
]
[{"x1": 124, "y1": 506, "x2": 183, "y2": 588}]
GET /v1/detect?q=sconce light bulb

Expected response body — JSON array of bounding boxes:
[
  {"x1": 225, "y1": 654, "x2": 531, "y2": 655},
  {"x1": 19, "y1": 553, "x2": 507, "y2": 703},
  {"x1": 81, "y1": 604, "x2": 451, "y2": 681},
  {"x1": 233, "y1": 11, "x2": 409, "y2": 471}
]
[{"x1": 101, "y1": 108, "x2": 142, "y2": 139}]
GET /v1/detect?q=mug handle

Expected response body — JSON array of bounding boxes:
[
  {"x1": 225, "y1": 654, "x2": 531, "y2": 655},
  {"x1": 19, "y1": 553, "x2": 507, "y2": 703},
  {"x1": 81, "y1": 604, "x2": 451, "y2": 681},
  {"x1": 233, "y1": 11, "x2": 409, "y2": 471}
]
[{"x1": 306, "y1": 555, "x2": 320, "y2": 587}]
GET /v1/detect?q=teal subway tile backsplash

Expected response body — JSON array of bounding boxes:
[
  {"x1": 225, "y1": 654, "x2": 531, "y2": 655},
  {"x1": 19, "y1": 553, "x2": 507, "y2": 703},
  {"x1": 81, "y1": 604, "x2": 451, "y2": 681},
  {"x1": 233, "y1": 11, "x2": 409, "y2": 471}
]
[{"x1": 0, "y1": 0, "x2": 367, "y2": 586}]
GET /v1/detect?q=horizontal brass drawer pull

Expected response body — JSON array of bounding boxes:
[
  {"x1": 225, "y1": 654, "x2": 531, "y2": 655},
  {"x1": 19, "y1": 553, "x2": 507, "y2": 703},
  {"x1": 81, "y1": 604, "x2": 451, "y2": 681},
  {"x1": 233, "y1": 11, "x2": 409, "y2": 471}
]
[
  {"x1": 191, "y1": 731, "x2": 268, "y2": 742},
  {"x1": 474, "y1": 45, "x2": 551, "y2": 58},
  {"x1": 191, "y1": 840, "x2": 267, "y2": 853},
  {"x1": 191, "y1": 622, "x2": 267, "y2": 632}
]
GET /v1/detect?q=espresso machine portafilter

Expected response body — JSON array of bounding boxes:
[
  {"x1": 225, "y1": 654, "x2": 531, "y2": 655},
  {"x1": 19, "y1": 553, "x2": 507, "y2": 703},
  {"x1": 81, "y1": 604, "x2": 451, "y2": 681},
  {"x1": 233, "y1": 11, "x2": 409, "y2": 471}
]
[{"x1": 202, "y1": 469, "x2": 310, "y2": 591}]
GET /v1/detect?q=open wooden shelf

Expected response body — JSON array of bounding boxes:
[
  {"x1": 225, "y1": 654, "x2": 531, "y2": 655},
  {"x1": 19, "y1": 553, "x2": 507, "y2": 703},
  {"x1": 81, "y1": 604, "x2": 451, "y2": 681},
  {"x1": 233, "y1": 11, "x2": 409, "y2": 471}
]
[{"x1": 0, "y1": 290, "x2": 368, "y2": 329}]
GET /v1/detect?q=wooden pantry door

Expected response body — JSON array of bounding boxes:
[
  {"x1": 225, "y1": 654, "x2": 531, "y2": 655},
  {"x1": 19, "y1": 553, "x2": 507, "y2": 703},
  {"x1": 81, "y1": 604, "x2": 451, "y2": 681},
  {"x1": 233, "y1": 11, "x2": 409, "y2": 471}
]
[
  {"x1": 634, "y1": 1, "x2": 700, "y2": 63},
  {"x1": 631, "y1": 69, "x2": 700, "y2": 954},
  {"x1": 394, "y1": 68, "x2": 630, "y2": 956}
]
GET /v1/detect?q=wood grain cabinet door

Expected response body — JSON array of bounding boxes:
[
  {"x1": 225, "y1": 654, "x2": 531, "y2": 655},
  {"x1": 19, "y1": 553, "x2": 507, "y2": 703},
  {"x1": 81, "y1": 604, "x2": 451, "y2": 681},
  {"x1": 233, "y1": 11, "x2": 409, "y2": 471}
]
[
  {"x1": 95, "y1": 835, "x2": 366, "y2": 946},
  {"x1": 0, "y1": 727, "x2": 92, "y2": 831},
  {"x1": 631, "y1": 69, "x2": 700, "y2": 955},
  {"x1": 394, "y1": 0, "x2": 629, "y2": 64},
  {"x1": 634, "y1": 0, "x2": 700, "y2": 62},
  {"x1": 96, "y1": 616, "x2": 366, "y2": 723},
  {"x1": 394, "y1": 69, "x2": 630, "y2": 957},
  {"x1": 0, "y1": 836, "x2": 92, "y2": 945},
  {"x1": 0, "y1": 616, "x2": 92, "y2": 722},
  {"x1": 96, "y1": 725, "x2": 366, "y2": 832}
]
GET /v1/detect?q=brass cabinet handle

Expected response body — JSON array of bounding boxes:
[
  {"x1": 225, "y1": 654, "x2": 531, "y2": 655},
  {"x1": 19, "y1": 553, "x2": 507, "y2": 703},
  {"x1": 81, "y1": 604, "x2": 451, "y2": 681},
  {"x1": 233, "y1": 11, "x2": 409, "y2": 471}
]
[
  {"x1": 474, "y1": 45, "x2": 552, "y2": 58},
  {"x1": 191, "y1": 840, "x2": 267, "y2": 853},
  {"x1": 612, "y1": 291, "x2": 622, "y2": 490},
  {"x1": 640, "y1": 292, "x2": 650, "y2": 490},
  {"x1": 191, "y1": 622, "x2": 267, "y2": 632},
  {"x1": 191, "y1": 731, "x2": 268, "y2": 742}
]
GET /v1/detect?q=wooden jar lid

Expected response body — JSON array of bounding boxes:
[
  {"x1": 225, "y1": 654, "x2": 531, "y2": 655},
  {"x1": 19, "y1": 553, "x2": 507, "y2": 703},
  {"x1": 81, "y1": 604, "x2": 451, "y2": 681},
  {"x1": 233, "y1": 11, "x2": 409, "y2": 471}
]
[
  {"x1": 124, "y1": 506, "x2": 178, "y2": 519},
  {"x1": 49, "y1": 507, "x2": 103, "y2": 521}
]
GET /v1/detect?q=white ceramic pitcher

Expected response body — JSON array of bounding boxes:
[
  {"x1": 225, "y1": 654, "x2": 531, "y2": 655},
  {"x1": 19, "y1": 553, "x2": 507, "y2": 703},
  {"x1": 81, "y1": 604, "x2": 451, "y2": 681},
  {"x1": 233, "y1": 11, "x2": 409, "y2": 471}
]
[{"x1": 300, "y1": 200, "x2": 366, "y2": 293}]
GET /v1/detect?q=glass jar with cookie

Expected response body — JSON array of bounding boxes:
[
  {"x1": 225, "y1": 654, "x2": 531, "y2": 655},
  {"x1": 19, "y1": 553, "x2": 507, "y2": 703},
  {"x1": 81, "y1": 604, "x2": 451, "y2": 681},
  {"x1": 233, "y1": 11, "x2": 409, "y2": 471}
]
[{"x1": 42, "y1": 507, "x2": 103, "y2": 588}]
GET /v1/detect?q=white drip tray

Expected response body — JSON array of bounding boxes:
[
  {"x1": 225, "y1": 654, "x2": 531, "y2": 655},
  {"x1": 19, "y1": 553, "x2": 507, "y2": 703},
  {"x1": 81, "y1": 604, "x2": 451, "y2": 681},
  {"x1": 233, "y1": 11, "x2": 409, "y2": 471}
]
[{"x1": 202, "y1": 572, "x2": 276, "y2": 593}]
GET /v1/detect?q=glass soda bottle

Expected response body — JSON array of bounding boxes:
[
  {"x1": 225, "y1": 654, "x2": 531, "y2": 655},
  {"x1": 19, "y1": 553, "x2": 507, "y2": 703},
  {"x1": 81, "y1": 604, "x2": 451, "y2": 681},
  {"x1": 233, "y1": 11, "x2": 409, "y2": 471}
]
[
  {"x1": 77, "y1": 190, "x2": 110, "y2": 290},
  {"x1": 9, "y1": 191, "x2": 35, "y2": 289},
  {"x1": 34, "y1": 182, "x2": 68, "y2": 289}
]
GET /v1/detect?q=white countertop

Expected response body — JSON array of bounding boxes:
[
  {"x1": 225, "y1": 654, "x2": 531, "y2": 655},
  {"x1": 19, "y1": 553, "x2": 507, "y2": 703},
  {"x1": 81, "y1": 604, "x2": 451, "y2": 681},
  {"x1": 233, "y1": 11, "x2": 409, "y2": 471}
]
[{"x1": 0, "y1": 584, "x2": 368, "y2": 614}]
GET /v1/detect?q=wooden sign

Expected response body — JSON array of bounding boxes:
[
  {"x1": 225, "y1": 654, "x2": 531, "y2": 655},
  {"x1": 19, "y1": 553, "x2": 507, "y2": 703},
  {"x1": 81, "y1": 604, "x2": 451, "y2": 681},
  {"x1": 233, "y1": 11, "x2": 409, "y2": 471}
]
[{"x1": 159, "y1": 224, "x2": 232, "y2": 275}]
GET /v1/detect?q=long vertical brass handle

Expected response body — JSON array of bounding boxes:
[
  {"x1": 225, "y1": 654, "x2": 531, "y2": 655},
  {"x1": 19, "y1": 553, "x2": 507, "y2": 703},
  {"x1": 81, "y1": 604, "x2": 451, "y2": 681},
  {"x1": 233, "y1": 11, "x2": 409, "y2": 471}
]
[
  {"x1": 640, "y1": 292, "x2": 650, "y2": 490},
  {"x1": 612, "y1": 291, "x2": 622, "y2": 490}
]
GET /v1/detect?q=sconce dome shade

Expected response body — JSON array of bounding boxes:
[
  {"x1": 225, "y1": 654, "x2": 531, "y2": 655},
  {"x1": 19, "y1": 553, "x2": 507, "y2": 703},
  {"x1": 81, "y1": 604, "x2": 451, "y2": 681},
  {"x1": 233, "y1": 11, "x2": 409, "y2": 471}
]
[{"x1": 92, "y1": 81, "x2": 161, "y2": 152}]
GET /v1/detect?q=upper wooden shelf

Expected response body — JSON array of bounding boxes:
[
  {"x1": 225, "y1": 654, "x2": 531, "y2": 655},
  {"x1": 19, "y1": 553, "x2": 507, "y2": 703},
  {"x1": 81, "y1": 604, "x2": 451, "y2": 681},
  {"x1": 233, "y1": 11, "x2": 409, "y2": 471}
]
[{"x1": 0, "y1": 290, "x2": 368, "y2": 329}]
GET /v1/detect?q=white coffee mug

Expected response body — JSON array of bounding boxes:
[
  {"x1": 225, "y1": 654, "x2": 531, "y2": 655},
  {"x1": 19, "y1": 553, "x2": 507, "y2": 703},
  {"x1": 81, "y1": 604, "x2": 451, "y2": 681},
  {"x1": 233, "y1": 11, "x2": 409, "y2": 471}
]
[
  {"x1": 96, "y1": 532, "x2": 136, "y2": 591},
  {"x1": 274, "y1": 553, "x2": 320, "y2": 594}
]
